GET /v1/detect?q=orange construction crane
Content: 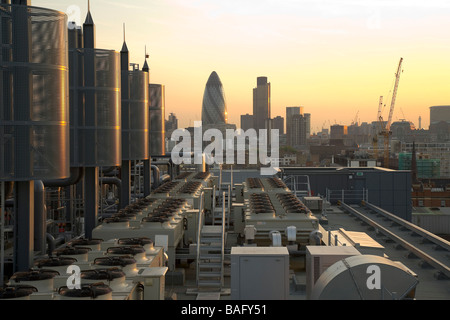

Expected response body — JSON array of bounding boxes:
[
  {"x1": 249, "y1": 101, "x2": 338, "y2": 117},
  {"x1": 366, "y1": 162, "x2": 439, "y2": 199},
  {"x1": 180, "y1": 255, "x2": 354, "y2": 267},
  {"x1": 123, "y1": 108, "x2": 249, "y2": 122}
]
[{"x1": 382, "y1": 58, "x2": 404, "y2": 168}]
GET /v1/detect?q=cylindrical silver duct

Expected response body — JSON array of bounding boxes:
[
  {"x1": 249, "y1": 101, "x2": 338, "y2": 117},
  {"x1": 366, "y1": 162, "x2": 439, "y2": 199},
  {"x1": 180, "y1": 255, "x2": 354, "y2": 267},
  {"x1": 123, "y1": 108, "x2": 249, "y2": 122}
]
[
  {"x1": 122, "y1": 70, "x2": 149, "y2": 161},
  {"x1": 0, "y1": 4, "x2": 70, "y2": 182},
  {"x1": 149, "y1": 84, "x2": 166, "y2": 156},
  {"x1": 69, "y1": 49, "x2": 121, "y2": 168}
]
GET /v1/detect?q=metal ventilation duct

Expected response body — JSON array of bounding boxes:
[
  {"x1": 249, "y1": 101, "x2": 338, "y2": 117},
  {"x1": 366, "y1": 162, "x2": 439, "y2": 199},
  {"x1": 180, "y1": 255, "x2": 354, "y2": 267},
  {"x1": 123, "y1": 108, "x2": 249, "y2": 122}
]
[
  {"x1": 122, "y1": 70, "x2": 149, "y2": 161},
  {"x1": 149, "y1": 84, "x2": 165, "y2": 156},
  {"x1": 0, "y1": 4, "x2": 70, "y2": 181},
  {"x1": 69, "y1": 48, "x2": 121, "y2": 167},
  {"x1": 311, "y1": 255, "x2": 419, "y2": 300}
]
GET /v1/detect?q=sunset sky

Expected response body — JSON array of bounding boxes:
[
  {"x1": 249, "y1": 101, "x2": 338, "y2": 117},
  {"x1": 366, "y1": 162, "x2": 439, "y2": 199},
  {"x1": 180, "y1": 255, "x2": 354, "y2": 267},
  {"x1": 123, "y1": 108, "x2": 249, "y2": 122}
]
[{"x1": 35, "y1": 0, "x2": 450, "y2": 132}]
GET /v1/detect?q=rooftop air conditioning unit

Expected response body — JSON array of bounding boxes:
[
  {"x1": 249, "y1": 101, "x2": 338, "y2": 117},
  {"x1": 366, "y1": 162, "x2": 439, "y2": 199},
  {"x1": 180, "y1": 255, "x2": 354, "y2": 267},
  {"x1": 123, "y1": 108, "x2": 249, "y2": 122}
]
[
  {"x1": 81, "y1": 268, "x2": 139, "y2": 300},
  {"x1": 0, "y1": 286, "x2": 38, "y2": 301},
  {"x1": 57, "y1": 283, "x2": 113, "y2": 300}
]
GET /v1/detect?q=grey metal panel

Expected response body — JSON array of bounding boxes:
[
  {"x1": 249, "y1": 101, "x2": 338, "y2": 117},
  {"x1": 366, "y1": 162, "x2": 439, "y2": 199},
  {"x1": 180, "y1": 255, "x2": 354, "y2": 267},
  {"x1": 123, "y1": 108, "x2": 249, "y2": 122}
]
[
  {"x1": 412, "y1": 214, "x2": 450, "y2": 235},
  {"x1": 393, "y1": 171, "x2": 409, "y2": 191},
  {"x1": 69, "y1": 49, "x2": 121, "y2": 167},
  {"x1": 366, "y1": 172, "x2": 381, "y2": 191},
  {"x1": 0, "y1": 4, "x2": 70, "y2": 181},
  {"x1": 380, "y1": 171, "x2": 394, "y2": 192},
  {"x1": 129, "y1": 71, "x2": 149, "y2": 160},
  {"x1": 380, "y1": 188, "x2": 394, "y2": 204},
  {"x1": 393, "y1": 205, "x2": 408, "y2": 221},
  {"x1": 122, "y1": 70, "x2": 149, "y2": 161},
  {"x1": 149, "y1": 83, "x2": 165, "y2": 156},
  {"x1": 393, "y1": 190, "x2": 408, "y2": 206}
]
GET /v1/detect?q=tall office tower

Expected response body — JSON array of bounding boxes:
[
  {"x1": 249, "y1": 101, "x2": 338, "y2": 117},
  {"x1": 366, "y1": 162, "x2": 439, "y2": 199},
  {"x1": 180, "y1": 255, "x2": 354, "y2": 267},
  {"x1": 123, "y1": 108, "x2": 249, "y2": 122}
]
[
  {"x1": 150, "y1": 84, "x2": 166, "y2": 156},
  {"x1": 304, "y1": 113, "x2": 311, "y2": 140},
  {"x1": 286, "y1": 107, "x2": 303, "y2": 147},
  {"x1": 166, "y1": 113, "x2": 178, "y2": 133},
  {"x1": 289, "y1": 114, "x2": 310, "y2": 147},
  {"x1": 272, "y1": 116, "x2": 285, "y2": 135},
  {"x1": 430, "y1": 106, "x2": 450, "y2": 125},
  {"x1": 253, "y1": 77, "x2": 271, "y2": 131},
  {"x1": 202, "y1": 71, "x2": 228, "y2": 125},
  {"x1": 286, "y1": 106, "x2": 303, "y2": 119},
  {"x1": 241, "y1": 113, "x2": 254, "y2": 131}
]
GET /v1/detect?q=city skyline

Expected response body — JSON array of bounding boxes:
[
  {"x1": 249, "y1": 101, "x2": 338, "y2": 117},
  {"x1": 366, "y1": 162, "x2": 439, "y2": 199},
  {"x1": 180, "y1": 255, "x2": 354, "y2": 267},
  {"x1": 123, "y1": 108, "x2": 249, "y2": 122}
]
[{"x1": 34, "y1": 0, "x2": 450, "y2": 131}]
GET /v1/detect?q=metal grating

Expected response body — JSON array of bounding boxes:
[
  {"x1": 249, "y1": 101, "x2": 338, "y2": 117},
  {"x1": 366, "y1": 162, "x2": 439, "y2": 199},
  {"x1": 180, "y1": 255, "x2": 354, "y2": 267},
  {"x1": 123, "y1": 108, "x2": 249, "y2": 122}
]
[{"x1": 0, "y1": 4, "x2": 69, "y2": 181}]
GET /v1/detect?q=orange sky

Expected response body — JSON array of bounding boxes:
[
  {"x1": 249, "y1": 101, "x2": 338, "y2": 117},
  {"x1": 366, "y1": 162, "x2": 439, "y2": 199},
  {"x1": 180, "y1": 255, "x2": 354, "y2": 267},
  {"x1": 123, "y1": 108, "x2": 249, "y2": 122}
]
[{"x1": 35, "y1": 0, "x2": 450, "y2": 132}]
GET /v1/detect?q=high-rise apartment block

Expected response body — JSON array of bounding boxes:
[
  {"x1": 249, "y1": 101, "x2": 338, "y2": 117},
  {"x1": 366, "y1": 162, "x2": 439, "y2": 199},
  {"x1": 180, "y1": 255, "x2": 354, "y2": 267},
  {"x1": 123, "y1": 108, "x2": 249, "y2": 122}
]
[
  {"x1": 253, "y1": 77, "x2": 271, "y2": 131},
  {"x1": 286, "y1": 107, "x2": 310, "y2": 147}
]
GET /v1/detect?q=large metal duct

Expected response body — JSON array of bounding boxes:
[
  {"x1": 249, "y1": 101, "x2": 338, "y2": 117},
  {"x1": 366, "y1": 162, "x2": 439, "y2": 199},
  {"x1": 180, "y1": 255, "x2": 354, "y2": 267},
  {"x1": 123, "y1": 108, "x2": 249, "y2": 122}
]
[
  {"x1": 67, "y1": 12, "x2": 122, "y2": 239},
  {"x1": 0, "y1": 4, "x2": 70, "y2": 182},
  {"x1": 119, "y1": 41, "x2": 149, "y2": 208},
  {"x1": 149, "y1": 84, "x2": 166, "y2": 156},
  {"x1": 69, "y1": 48, "x2": 121, "y2": 168},
  {"x1": 122, "y1": 69, "x2": 149, "y2": 162},
  {"x1": 311, "y1": 255, "x2": 419, "y2": 300},
  {"x1": 0, "y1": 3, "x2": 70, "y2": 272}
]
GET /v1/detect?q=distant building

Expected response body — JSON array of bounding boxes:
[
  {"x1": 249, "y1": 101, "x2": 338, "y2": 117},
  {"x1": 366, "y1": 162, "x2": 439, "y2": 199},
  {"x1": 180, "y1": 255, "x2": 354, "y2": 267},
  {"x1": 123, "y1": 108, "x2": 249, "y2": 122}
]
[
  {"x1": 390, "y1": 120, "x2": 416, "y2": 142},
  {"x1": 286, "y1": 107, "x2": 302, "y2": 147},
  {"x1": 402, "y1": 142, "x2": 450, "y2": 178},
  {"x1": 241, "y1": 114, "x2": 254, "y2": 131},
  {"x1": 330, "y1": 125, "x2": 348, "y2": 140},
  {"x1": 288, "y1": 113, "x2": 311, "y2": 147},
  {"x1": 166, "y1": 113, "x2": 178, "y2": 132},
  {"x1": 202, "y1": 71, "x2": 228, "y2": 125},
  {"x1": 253, "y1": 77, "x2": 271, "y2": 131},
  {"x1": 165, "y1": 112, "x2": 178, "y2": 140},
  {"x1": 430, "y1": 106, "x2": 450, "y2": 126},
  {"x1": 398, "y1": 152, "x2": 440, "y2": 179},
  {"x1": 272, "y1": 116, "x2": 284, "y2": 135}
]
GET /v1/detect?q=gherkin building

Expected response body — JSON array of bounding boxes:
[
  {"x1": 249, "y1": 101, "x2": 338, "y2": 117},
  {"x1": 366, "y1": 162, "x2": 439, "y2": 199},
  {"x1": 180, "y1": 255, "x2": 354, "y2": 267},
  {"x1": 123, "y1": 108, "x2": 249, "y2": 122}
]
[{"x1": 202, "y1": 71, "x2": 228, "y2": 125}]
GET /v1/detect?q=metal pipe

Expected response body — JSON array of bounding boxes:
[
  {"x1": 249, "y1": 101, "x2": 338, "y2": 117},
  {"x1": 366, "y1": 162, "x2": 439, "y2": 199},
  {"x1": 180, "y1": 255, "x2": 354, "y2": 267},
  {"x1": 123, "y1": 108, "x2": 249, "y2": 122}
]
[
  {"x1": 33, "y1": 181, "x2": 46, "y2": 254},
  {"x1": 151, "y1": 165, "x2": 161, "y2": 189},
  {"x1": 0, "y1": 182, "x2": 14, "y2": 202},
  {"x1": 99, "y1": 177, "x2": 122, "y2": 209},
  {"x1": 46, "y1": 233, "x2": 65, "y2": 257},
  {"x1": 43, "y1": 167, "x2": 85, "y2": 188}
]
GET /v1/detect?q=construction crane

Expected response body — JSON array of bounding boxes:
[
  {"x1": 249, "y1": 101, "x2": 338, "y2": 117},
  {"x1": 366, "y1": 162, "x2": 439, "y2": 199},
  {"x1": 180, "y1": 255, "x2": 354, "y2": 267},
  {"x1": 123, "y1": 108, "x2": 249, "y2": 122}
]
[
  {"x1": 352, "y1": 110, "x2": 360, "y2": 126},
  {"x1": 382, "y1": 57, "x2": 404, "y2": 168},
  {"x1": 372, "y1": 96, "x2": 384, "y2": 161}
]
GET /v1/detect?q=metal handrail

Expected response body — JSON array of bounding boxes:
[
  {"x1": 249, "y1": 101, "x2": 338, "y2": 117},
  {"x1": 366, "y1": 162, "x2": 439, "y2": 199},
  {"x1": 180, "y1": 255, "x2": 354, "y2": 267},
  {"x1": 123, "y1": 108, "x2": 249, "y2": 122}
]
[
  {"x1": 1, "y1": 182, "x2": 5, "y2": 287},
  {"x1": 283, "y1": 175, "x2": 312, "y2": 197},
  {"x1": 340, "y1": 201, "x2": 450, "y2": 280},
  {"x1": 196, "y1": 191, "x2": 205, "y2": 286},
  {"x1": 212, "y1": 185, "x2": 216, "y2": 225},
  {"x1": 221, "y1": 191, "x2": 226, "y2": 286},
  {"x1": 326, "y1": 188, "x2": 369, "y2": 204}
]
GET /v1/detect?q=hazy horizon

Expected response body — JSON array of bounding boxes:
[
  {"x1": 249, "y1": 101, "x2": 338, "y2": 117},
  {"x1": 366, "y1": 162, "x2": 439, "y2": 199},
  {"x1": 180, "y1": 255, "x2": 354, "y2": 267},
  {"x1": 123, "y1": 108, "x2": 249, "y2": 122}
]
[{"x1": 33, "y1": 0, "x2": 450, "y2": 132}]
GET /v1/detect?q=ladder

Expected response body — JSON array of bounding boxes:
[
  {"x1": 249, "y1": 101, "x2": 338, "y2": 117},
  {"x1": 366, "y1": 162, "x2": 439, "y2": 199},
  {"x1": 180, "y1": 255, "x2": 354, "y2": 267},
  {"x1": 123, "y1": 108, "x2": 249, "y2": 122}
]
[
  {"x1": 283, "y1": 175, "x2": 312, "y2": 198},
  {"x1": 212, "y1": 184, "x2": 231, "y2": 229},
  {"x1": 196, "y1": 192, "x2": 226, "y2": 292}
]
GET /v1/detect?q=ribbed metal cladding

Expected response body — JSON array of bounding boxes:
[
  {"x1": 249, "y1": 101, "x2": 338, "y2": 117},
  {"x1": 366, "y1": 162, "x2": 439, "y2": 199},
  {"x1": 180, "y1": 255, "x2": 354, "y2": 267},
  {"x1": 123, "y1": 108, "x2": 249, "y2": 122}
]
[
  {"x1": 149, "y1": 83, "x2": 165, "y2": 156},
  {"x1": 69, "y1": 48, "x2": 121, "y2": 167},
  {"x1": 122, "y1": 70, "x2": 149, "y2": 161},
  {"x1": 0, "y1": 5, "x2": 70, "y2": 181}
]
